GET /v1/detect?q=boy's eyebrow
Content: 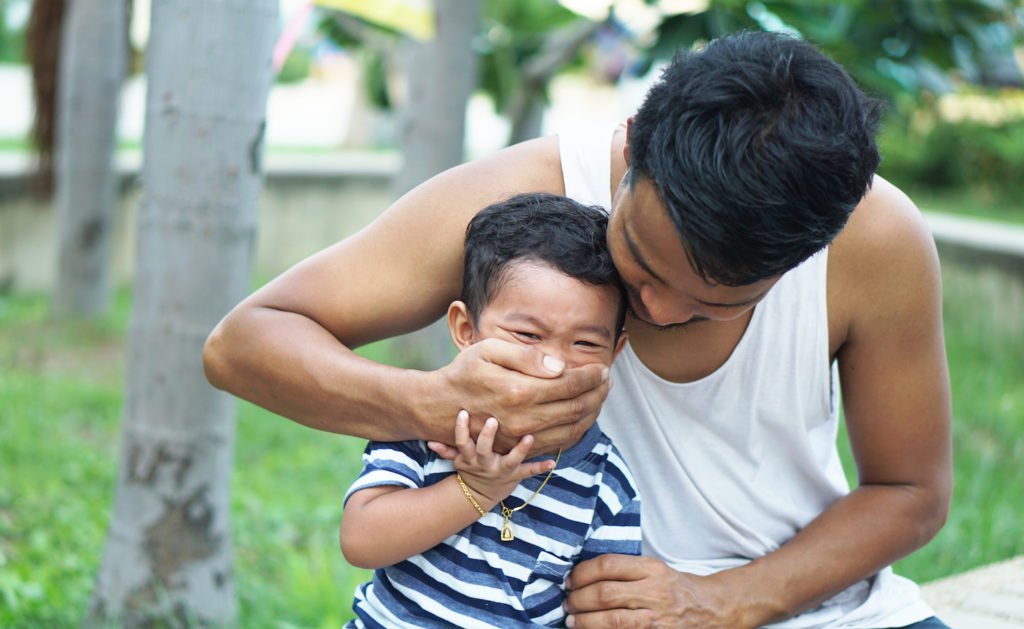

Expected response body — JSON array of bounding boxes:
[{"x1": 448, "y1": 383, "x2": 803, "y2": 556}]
[{"x1": 505, "y1": 313, "x2": 613, "y2": 339}]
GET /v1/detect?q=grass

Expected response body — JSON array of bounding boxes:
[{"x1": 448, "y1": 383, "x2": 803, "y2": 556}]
[
  {"x1": 1, "y1": 258, "x2": 1022, "y2": 626},
  {"x1": 909, "y1": 185, "x2": 1024, "y2": 226},
  {"x1": 0, "y1": 290, "x2": 374, "y2": 627}
]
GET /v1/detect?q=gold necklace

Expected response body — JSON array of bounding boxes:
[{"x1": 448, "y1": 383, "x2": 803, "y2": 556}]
[{"x1": 499, "y1": 448, "x2": 562, "y2": 542}]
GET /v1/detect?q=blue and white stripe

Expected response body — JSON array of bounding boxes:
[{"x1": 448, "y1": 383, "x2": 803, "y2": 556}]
[{"x1": 343, "y1": 423, "x2": 641, "y2": 628}]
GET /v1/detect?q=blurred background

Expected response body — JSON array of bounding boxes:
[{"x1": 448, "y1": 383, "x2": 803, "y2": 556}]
[{"x1": 1, "y1": 0, "x2": 1022, "y2": 626}]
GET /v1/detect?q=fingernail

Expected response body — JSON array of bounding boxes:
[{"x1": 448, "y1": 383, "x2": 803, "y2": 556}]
[
  {"x1": 601, "y1": 367, "x2": 610, "y2": 382},
  {"x1": 457, "y1": 410, "x2": 469, "y2": 422},
  {"x1": 565, "y1": 614, "x2": 575, "y2": 628},
  {"x1": 543, "y1": 355, "x2": 565, "y2": 373},
  {"x1": 486, "y1": 416, "x2": 497, "y2": 427}
]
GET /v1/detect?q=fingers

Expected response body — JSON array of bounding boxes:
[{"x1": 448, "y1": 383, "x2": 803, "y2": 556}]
[
  {"x1": 454, "y1": 410, "x2": 476, "y2": 461},
  {"x1": 426, "y1": 441, "x2": 458, "y2": 460},
  {"x1": 477, "y1": 338, "x2": 566, "y2": 379},
  {"x1": 567, "y1": 554, "x2": 653, "y2": 591},
  {"x1": 546, "y1": 363, "x2": 609, "y2": 412},
  {"x1": 517, "y1": 456, "x2": 556, "y2": 480},
  {"x1": 504, "y1": 433, "x2": 534, "y2": 468},
  {"x1": 566, "y1": 609, "x2": 653, "y2": 629},
  {"x1": 475, "y1": 416, "x2": 498, "y2": 457}
]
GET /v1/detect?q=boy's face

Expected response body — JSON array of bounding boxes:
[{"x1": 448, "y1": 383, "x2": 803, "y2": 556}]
[{"x1": 448, "y1": 260, "x2": 626, "y2": 369}]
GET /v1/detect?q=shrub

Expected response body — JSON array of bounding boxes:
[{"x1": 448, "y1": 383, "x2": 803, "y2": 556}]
[{"x1": 878, "y1": 115, "x2": 1024, "y2": 200}]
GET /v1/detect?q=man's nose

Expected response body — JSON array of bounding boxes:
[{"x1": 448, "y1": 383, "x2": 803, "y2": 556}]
[{"x1": 640, "y1": 284, "x2": 695, "y2": 326}]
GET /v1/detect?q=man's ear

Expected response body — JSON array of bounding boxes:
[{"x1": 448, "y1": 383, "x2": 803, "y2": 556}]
[
  {"x1": 447, "y1": 301, "x2": 476, "y2": 350},
  {"x1": 623, "y1": 116, "x2": 634, "y2": 165},
  {"x1": 611, "y1": 330, "x2": 628, "y2": 362}
]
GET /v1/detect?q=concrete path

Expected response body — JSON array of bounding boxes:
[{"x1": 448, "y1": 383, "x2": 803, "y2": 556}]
[{"x1": 921, "y1": 556, "x2": 1024, "y2": 628}]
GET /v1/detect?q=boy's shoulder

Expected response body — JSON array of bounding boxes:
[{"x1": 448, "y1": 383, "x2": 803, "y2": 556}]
[{"x1": 564, "y1": 426, "x2": 641, "y2": 503}]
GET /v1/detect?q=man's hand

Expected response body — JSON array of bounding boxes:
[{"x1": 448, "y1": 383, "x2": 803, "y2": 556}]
[
  {"x1": 434, "y1": 410, "x2": 556, "y2": 506},
  {"x1": 564, "y1": 555, "x2": 749, "y2": 629},
  {"x1": 435, "y1": 337, "x2": 610, "y2": 453}
]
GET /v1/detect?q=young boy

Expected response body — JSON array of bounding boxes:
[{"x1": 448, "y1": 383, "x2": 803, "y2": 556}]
[{"x1": 339, "y1": 192, "x2": 641, "y2": 628}]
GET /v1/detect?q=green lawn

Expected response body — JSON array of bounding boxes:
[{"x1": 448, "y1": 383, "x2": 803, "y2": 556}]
[{"x1": 1, "y1": 257, "x2": 1022, "y2": 626}]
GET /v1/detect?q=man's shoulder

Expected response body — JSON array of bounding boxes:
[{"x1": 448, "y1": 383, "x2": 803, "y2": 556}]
[
  {"x1": 834, "y1": 176, "x2": 932, "y2": 258},
  {"x1": 827, "y1": 176, "x2": 941, "y2": 346}
]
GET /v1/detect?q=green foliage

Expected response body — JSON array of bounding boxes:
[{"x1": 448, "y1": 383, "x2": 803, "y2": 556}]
[
  {"x1": 317, "y1": 14, "x2": 397, "y2": 109},
  {"x1": 476, "y1": 0, "x2": 584, "y2": 113},
  {"x1": 648, "y1": 0, "x2": 1023, "y2": 111},
  {"x1": 878, "y1": 114, "x2": 1024, "y2": 202},
  {"x1": 0, "y1": 0, "x2": 27, "y2": 64},
  {"x1": 276, "y1": 47, "x2": 313, "y2": 85},
  {"x1": 317, "y1": 0, "x2": 594, "y2": 117}
]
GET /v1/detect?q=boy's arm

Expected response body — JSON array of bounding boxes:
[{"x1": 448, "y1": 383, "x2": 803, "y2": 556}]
[
  {"x1": 341, "y1": 413, "x2": 557, "y2": 569},
  {"x1": 341, "y1": 478, "x2": 496, "y2": 570}
]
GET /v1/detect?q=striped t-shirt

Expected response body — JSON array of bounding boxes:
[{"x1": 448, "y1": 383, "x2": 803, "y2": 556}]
[{"x1": 342, "y1": 423, "x2": 641, "y2": 628}]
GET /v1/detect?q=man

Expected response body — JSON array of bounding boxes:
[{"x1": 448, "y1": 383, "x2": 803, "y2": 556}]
[{"x1": 204, "y1": 31, "x2": 951, "y2": 628}]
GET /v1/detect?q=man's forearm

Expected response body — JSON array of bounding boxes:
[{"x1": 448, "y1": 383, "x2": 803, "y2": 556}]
[
  {"x1": 203, "y1": 305, "x2": 447, "y2": 442},
  {"x1": 729, "y1": 482, "x2": 949, "y2": 627}
]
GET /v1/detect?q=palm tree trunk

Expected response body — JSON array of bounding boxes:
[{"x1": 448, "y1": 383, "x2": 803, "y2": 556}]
[{"x1": 87, "y1": 0, "x2": 277, "y2": 625}]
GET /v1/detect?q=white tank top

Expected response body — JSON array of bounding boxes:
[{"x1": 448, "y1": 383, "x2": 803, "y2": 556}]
[{"x1": 558, "y1": 128, "x2": 934, "y2": 628}]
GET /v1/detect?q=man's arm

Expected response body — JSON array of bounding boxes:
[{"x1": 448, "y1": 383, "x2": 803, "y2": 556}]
[
  {"x1": 203, "y1": 137, "x2": 609, "y2": 449},
  {"x1": 564, "y1": 178, "x2": 953, "y2": 628}
]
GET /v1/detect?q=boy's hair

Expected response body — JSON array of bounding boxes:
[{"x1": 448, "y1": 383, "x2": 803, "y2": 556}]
[
  {"x1": 629, "y1": 30, "x2": 884, "y2": 286},
  {"x1": 462, "y1": 192, "x2": 626, "y2": 338}
]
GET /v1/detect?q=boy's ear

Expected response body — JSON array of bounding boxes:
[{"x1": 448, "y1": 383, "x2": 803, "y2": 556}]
[
  {"x1": 611, "y1": 330, "x2": 628, "y2": 361},
  {"x1": 447, "y1": 301, "x2": 476, "y2": 350}
]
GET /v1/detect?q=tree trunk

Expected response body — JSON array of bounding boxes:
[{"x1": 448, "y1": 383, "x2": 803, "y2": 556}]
[
  {"x1": 390, "y1": 0, "x2": 479, "y2": 370},
  {"x1": 25, "y1": 0, "x2": 66, "y2": 198},
  {"x1": 506, "y1": 19, "x2": 601, "y2": 146},
  {"x1": 87, "y1": 0, "x2": 277, "y2": 625},
  {"x1": 50, "y1": 0, "x2": 125, "y2": 317}
]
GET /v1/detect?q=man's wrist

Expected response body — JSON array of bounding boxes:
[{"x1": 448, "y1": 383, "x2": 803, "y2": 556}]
[
  {"x1": 399, "y1": 365, "x2": 456, "y2": 444},
  {"x1": 713, "y1": 559, "x2": 795, "y2": 628}
]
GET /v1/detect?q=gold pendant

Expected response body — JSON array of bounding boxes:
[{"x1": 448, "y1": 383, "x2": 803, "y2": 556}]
[{"x1": 500, "y1": 504, "x2": 514, "y2": 542}]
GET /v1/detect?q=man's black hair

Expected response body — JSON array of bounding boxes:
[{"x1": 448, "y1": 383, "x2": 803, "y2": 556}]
[
  {"x1": 462, "y1": 192, "x2": 626, "y2": 338},
  {"x1": 628, "y1": 30, "x2": 884, "y2": 285}
]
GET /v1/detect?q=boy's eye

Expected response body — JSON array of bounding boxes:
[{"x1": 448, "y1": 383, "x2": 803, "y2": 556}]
[
  {"x1": 513, "y1": 331, "x2": 541, "y2": 341},
  {"x1": 575, "y1": 340, "x2": 602, "y2": 349}
]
